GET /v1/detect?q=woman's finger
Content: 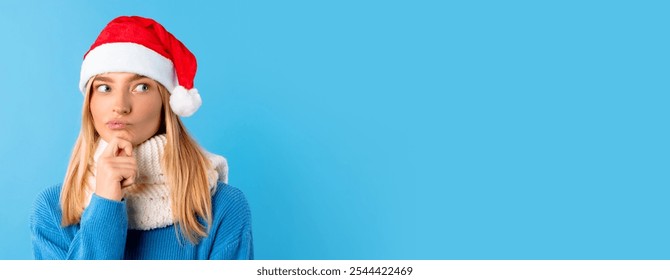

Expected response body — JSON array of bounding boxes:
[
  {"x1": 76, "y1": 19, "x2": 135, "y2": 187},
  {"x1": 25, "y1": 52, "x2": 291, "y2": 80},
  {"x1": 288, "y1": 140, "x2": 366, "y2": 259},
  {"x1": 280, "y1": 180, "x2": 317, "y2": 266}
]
[
  {"x1": 102, "y1": 137, "x2": 120, "y2": 158},
  {"x1": 101, "y1": 137, "x2": 134, "y2": 158},
  {"x1": 105, "y1": 156, "x2": 137, "y2": 165},
  {"x1": 118, "y1": 167, "x2": 137, "y2": 188},
  {"x1": 116, "y1": 137, "x2": 134, "y2": 157}
]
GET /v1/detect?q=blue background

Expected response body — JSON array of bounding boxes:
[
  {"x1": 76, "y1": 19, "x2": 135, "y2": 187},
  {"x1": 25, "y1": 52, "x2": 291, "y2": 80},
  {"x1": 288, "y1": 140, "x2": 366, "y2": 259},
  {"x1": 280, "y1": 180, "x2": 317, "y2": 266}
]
[{"x1": 0, "y1": 0, "x2": 668, "y2": 259}]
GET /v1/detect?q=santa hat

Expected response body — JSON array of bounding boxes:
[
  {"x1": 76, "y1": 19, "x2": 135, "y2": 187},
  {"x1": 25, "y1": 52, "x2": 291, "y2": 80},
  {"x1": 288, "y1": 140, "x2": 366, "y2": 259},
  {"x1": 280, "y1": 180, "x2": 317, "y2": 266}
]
[{"x1": 79, "y1": 16, "x2": 201, "y2": 117}]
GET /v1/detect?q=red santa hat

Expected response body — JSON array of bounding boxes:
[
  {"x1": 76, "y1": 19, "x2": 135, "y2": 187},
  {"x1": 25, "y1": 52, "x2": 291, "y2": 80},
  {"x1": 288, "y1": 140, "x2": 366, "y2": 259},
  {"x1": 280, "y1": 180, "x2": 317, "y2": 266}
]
[{"x1": 79, "y1": 16, "x2": 201, "y2": 117}]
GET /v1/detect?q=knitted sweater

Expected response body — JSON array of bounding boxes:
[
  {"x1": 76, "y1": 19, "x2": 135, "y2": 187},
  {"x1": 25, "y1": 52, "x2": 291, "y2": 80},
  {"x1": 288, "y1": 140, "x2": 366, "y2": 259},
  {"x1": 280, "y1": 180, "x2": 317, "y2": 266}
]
[{"x1": 30, "y1": 182, "x2": 254, "y2": 259}]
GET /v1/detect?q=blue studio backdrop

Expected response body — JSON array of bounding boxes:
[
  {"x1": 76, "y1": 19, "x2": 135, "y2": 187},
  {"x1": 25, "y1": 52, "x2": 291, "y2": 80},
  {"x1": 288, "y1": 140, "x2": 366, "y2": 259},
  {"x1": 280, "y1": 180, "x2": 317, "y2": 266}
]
[{"x1": 1, "y1": 0, "x2": 669, "y2": 259}]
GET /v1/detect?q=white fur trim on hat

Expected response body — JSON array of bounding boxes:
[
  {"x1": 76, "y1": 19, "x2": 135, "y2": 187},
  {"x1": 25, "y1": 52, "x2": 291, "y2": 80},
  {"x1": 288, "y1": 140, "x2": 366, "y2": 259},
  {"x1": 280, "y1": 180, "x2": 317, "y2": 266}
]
[
  {"x1": 79, "y1": 42, "x2": 178, "y2": 94},
  {"x1": 170, "y1": 85, "x2": 202, "y2": 117}
]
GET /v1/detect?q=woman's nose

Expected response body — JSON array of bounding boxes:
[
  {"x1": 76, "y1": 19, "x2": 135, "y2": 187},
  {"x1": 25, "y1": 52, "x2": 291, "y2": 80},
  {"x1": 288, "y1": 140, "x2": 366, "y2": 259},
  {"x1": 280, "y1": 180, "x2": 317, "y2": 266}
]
[{"x1": 112, "y1": 91, "x2": 131, "y2": 115}]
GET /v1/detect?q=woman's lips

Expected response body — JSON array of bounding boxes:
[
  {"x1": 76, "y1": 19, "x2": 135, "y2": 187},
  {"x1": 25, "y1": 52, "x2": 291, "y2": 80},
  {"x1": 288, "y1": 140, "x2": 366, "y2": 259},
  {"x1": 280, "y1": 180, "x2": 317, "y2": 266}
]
[{"x1": 107, "y1": 121, "x2": 128, "y2": 130}]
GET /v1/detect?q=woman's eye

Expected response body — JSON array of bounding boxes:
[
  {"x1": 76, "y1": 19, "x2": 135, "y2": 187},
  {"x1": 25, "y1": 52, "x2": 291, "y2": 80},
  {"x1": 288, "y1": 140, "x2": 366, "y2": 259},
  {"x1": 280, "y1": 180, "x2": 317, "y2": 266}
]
[
  {"x1": 96, "y1": 84, "x2": 111, "y2": 92},
  {"x1": 134, "y1": 83, "x2": 149, "y2": 92}
]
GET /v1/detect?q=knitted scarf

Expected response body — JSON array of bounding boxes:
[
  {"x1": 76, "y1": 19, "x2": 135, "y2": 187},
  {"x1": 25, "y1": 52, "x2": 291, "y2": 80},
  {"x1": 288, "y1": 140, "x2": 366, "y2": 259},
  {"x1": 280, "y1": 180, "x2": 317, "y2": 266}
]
[{"x1": 84, "y1": 134, "x2": 228, "y2": 230}]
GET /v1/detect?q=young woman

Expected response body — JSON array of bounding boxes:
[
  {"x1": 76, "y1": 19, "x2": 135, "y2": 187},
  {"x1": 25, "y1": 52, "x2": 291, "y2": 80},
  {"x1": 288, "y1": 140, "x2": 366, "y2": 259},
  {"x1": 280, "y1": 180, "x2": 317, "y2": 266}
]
[{"x1": 30, "y1": 16, "x2": 254, "y2": 259}]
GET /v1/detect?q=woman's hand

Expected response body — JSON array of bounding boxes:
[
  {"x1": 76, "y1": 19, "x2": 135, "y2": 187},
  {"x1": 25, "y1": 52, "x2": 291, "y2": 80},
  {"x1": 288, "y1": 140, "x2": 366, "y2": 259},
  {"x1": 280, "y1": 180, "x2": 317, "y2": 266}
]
[{"x1": 95, "y1": 137, "x2": 137, "y2": 201}]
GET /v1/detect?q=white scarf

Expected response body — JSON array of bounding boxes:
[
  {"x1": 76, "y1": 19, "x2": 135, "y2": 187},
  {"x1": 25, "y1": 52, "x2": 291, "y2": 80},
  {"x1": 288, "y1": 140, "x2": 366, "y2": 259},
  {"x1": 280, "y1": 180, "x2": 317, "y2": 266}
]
[{"x1": 84, "y1": 134, "x2": 228, "y2": 230}]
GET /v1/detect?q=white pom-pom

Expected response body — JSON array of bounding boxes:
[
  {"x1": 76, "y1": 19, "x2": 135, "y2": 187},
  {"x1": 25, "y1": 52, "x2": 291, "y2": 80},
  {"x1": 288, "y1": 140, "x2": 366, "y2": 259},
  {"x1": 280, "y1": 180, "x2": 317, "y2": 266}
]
[{"x1": 170, "y1": 86, "x2": 202, "y2": 117}]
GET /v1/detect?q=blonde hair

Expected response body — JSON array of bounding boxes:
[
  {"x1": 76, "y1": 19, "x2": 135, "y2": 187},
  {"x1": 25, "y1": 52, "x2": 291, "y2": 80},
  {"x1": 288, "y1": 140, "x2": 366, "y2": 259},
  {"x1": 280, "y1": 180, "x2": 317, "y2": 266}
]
[{"x1": 60, "y1": 78, "x2": 213, "y2": 244}]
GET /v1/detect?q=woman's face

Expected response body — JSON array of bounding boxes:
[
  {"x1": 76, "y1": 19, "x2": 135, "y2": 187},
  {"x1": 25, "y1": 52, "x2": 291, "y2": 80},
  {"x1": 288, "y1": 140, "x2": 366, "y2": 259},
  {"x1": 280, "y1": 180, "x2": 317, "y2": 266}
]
[{"x1": 89, "y1": 72, "x2": 163, "y2": 146}]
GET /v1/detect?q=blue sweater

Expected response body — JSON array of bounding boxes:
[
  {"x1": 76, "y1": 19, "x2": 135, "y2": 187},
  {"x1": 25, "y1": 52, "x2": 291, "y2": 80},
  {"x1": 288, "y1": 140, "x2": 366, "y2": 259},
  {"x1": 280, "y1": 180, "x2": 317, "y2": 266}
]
[{"x1": 30, "y1": 182, "x2": 254, "y2": 259}]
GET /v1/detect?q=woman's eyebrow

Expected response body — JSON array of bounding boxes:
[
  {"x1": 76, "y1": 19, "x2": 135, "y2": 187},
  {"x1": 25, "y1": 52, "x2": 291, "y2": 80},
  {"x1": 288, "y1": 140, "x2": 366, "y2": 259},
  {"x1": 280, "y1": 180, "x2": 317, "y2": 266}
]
[
  {"x1": 128, "y1": 74, "x2": 149, "y2": 82},
  {"x1": 93, "y1": 74, "x2": 149, "y2": 83},
  {"x1": 92, "y1": 76, "x2": 113, "y2": 83}
]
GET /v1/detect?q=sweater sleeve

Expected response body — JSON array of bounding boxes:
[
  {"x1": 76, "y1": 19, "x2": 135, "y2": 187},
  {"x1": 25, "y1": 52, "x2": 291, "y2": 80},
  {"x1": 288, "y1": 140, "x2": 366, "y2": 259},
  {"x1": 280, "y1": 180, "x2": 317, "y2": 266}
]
[
  {"x1": 30, "y1": 186, "x2": 128, "y2": 260},
  {"x1": 208, "y1": 185, "x2": 254, "y2": 260}
]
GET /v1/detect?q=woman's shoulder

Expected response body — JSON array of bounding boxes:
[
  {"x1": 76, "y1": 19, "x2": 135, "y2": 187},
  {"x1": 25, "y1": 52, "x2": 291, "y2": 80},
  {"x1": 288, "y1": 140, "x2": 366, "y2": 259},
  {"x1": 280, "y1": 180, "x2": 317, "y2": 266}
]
[
  {"x1": 31, "y1": 184, "x2": 63, "y2": 224},
  {"x1": 34, "y1": 184, "x2": 62, "y2": 209},
  {"x1": 211, "y1": 181, "x2": 252, "y2": 221}
]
